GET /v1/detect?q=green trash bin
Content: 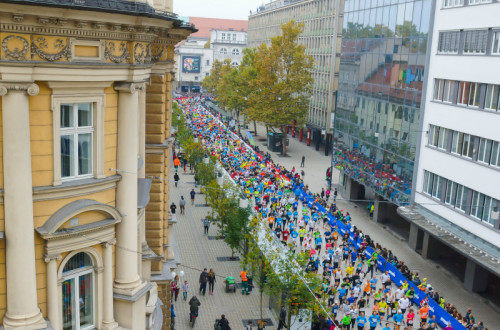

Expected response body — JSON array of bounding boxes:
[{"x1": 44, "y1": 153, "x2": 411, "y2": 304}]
[{"x1": 225, "y1": 277, "x2": 236, "y2": 293}]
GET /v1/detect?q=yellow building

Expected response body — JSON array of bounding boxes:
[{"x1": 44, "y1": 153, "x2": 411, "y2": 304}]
[{"x1": 0, "y1": 0, "x2": 194, "y2": 329}]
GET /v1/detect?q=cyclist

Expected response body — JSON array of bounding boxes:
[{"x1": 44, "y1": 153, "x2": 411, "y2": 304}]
[{"x1": 188, "y1": 296, "x2": 201, "y2": 325}]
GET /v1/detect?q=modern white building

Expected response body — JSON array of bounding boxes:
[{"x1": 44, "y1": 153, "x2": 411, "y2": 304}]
[
  {"x1": 210, "y1": 28, "x2": 248, "y2": 67},
  {"x1": 174, "y1": 38, "x2": 213, "y2": 93},
  {"x1": 399, "y1": 0, "x2": 500, "y2": 295}
]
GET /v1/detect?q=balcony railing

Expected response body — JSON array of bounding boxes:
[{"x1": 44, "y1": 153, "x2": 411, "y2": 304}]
[{"x1": 212, "y1": 39, "x2": 247, "y2": 45}]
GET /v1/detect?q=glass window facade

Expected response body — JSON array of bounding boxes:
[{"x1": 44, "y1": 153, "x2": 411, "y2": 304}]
[{"x1": 333, "y1": 0, "x2": 432, "y2": 205}]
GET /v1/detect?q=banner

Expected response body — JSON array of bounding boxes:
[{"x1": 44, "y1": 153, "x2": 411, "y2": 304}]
[{"x1": 182, "y1": 55, "x2": 201, "y2": 73}]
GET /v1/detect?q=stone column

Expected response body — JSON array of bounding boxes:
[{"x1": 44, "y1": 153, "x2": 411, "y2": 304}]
[
  {"x1": 0, "y1": 83, "x2": 46, "y2": 329},
  {"x1": 102, "y1": 240, "x2": 118, "y2": 330},
  {"x1": 138, "y1": 88, "x2": 146, "y2": 179},
  {"x1": 44, "y1": 254, "x2": 61, "y2": 330},
  {"x1": 113, "y1": 82, "x2": 147, "y2": 329},
  {"x1": 114, "y1": 82, "x2": 144, "y2": 292}
]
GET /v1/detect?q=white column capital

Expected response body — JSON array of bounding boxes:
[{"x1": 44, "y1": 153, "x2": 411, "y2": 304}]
[
  {"x1": 0, "y1": 82, "x2": 39, "y2": 96},
  {"x1": 43, "y1": 254, "x2": 62, "y2": 263},
  {"x1": 101, "y1": 238, "x2": 117, "y2": 248},
  {"x1": 114, "y1": 81, "x2": 146, "y2": 94}
]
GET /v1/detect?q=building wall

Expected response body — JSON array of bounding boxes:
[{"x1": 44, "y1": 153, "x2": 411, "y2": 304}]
[
  {"x1": 415, "y1": 1, "x2": 500, "y2": 245},
  {"x1": 248, "y1": 0, "x2": 342, "y2": 132},
  {"x1": 0, "y1": 2, "x2": 192, "y2": 329},
  {"x1": 210, "y1": 29, "x2": 248, "y2": 67},
  {"x1": 333, "y1": 0, "x2": 432, "y2": 205}
]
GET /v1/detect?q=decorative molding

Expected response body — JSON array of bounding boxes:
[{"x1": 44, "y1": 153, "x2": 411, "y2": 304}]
[
  {"x1": 44, "y1": 253, "x2": 62, "y2": 263},
  {"x1": 134, "y1": 43, "x2": 146, "y2": 64},
  {"x1": 122, "y1": 25, "x2": 135, "y2": 32},
  {"x1": 109, "y1": 24, "x2": 122, "y2": 31},
  {"x1": 151, "y1": 44, "x2": 165, "y2": 62},
  {"x1": 12, "y1": 15, "x2": 23, "y2": 23},
  {"x1": 54, "y1": 19, "x2": 68, "y2": 26},
  {"x1": 2, "y1": 35, "x2": 29, "y2": 61},
  {"x1": 93, "y1": 22, "x2": 106, "y2": 30},
  {"x1": 114, "y1": 82, "x2": 146, "y2": 94},
  {"x1": 0, "y1": 82, "x2": 39, "y2": 96},
  {"x1": 101, "y1": 238, "x2": 117, "y2": 247},
  {"x1": 104, "y1": 41, "x2": 130, "y2": 63},
  {"x1": 0, "y1": 23, "x2": 178, "y2": 45},
  {"x1": 37, "y1": 17, "x2": 51, "y2": 25},
  {"x1": 74, "y1": 21, "x2": 88, "y2": 28},
  {"x1": 31, "y1": 36, "x2": 72, "y2": 61}
]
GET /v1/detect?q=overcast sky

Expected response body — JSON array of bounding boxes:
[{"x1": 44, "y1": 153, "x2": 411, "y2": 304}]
[{"x1": 174, "y1": 0, "x2": 269, "y2": 20}]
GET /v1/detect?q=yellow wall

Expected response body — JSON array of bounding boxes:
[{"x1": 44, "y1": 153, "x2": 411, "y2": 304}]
[
  {"x1": 105, "y1": 86, "x2": 118, "y2": 178},
  {"x1": 30, "y1": 82, "x2": 53, "y2": 187}
]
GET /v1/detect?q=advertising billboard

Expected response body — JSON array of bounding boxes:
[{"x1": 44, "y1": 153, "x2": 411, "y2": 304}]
[{"x1": 182, "y1": 56, "x2": 201, "y2": 73}]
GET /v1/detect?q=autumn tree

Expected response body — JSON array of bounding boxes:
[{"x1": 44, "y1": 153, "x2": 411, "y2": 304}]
[
  {"x1": 202, "y1": 59, "x2": 225, "y2": 96},
  {"x1": 253, "y1": 20, "x2": 314, "y2": 155}
]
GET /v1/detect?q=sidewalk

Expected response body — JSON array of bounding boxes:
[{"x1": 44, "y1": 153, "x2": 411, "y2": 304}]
[
  {"x1": 169, "y1": 167, "x2": 278, "y2": 329},
  {"x1": 244, "y1": 124, "x2": 499, "y2": 327}
]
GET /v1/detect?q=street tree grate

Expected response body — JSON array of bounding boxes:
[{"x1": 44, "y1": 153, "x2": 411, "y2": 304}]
[
  {"x1": 195, "y1": 204, "x2": 207, "y2": 207},
  {"x1": 216, "y1": 256, "x2": 240, "y2": 261},
  {"x1": 241, "y1": 319, "x2": 274, "y2": 327},
  {"x1": 207, "y1": 236, "x2": 217, "y2": 240}
]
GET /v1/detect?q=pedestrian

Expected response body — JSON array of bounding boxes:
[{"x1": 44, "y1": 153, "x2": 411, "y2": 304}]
[
  {"x1": 170, "y1": 304, "x2": 175, "y2": 329},
  {"x1": 240, "y1": 267, "x2": 249, "y2": 295},
  {"x1": 218, "y1": 314, "x2": 230, "y2": 330},
  {"x1": 203, "y1": 218, "x2": 211, "y2": 234},
  {"x1": 173, "y1": 156, "x2": 180, "y2": 172},
  {"x1": 257, "y1": 319, "x2": 267, "y2": 330},
  {"x1": 208, "y1": 268, "x2": 216, "y2": 295},
  {"x1": 170, "y1": 202, "x2": 177, "y2": 215},
  {"x1": 199, "y1": 268, "x2": 208, "y2": 295},
  {"x1": 190, "y1": 188, "x2": 196, "y2": 205},
  {"x1": 334, "y1": 188, "x2": 338, "y2": 202},
  {"x1": 179, "y1": 196, "x2": 186, "y2": 214},
  {"x1": 246, "y1": 320, "x2": 253, "y2": 330},
  {"x1": 174, "y1": 172, "x2": 180, "y2": 187},
  {"x1": 300, "y1": 155, "x2": 305, "y2": 167},
  {"x1": 277, "y1": 305, "x2": 287, "y2": 330},
  {"x1": 182, "y1": 280, "x2": 189, "y2": 301}
]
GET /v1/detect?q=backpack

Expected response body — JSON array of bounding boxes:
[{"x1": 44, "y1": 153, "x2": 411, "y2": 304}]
[{"x1": 214, "y1": 319, "x2": 222, "y2": 330}]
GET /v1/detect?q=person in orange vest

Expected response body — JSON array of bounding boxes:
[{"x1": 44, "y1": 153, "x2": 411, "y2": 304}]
[
  {"x1": 173, "y1": 157, "x2": 180, "y2": 172},
  {"x1": 240, "y1": 267, "x2": 249, "y2": 295}
]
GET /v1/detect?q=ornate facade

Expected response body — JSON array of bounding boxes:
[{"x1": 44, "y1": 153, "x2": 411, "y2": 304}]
[{"x1": 0, "y1": 0, "x2": 194, "y2": 329}]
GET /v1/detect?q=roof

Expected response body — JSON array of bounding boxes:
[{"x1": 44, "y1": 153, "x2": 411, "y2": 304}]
[{"x1": 188, "y1": 17, "x2": 247, "y2": 38}]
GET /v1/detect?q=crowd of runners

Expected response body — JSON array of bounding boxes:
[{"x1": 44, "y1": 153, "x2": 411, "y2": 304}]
[{"x1": 175, "y1": 96, "x2": 486, "y2": 330}]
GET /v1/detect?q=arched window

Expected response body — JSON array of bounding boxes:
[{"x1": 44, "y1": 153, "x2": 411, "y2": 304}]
[
  {"x1": 231, "y1": 62, "x2": 239, "y2": 67},
  {"x1": 62, "y1": 252, "x2": 94, "y2": 330},
  {"x1": 220, "y1": 47, "x2": 227, "y2": 55},
  {"x1": 232, "y1": 48, "x2": 240, "y2": 56}
]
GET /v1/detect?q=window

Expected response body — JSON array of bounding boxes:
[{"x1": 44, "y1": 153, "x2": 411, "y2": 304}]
[
  {"x1": 468, "y1": 0, "x2": 492, "y2": 4},
  {"x1": 492, "y1": 32, "x2": 500, "y2": 54},
  {"x1": 443, "y1": 80, "x2": 454, "y2": 103},
  {"x1": 434, "y1": 79, "x2": 445, "y2": 101},
  {"x1": 437, "y1": 31, "x2": 460, "y2": 54},
  {"x1": 438, "y1": 127, "x2": 449, "y2": 150},
  {"x1": 423, "y1": 171, "x2": 445, "y2": 199},
  {"x1": 62, "y1": 252, "x2": 94, "y2": 330},
  {"x1": 478, "y1": 138, "x2": 493, "y2": 164},
  {"x1": 463, "y1": 30, "x2": 488, "y2": 55},
  {"x1": 231, "y1": 61, "x2": 239, "y2": 67},
  {"x1": 428, "y1": 125, "x2": 439, "y2": 147},
  {"x1": 461, "y1": 133, "x2": 473, "y2": 158},
  {"x1": 206, "y1": 59, "x2": 209, "y2": 65},
  {"x1": 232, "y1": 33, "x2": 237, "y2": 40},
  {"x1": 485, "y1": 84, "x2": 500, "y2": 111},
  {"x1": 491, "y1": 141, "x2": 500, "y2": 167},
  {"x1": 471, "y1": 192, "x2": 498, "y2": 225},
  {"x1": 60, "y1": 103, "x2": 93, "y2": 180},
  {"x1": 458, "y1": 81, "x2": 471, "y2": 105},
  {"x1": 232, "y1": 48, "x2": 240, "y2": 56},
  {"x1": 443, "y1": 0, "x2": 464, "y2": 7},
  {"x1": 468, "y1": 82, "x2": 480, "y2": 107},
  {"x1": 221, "y1": 33, "x2": 226, "y2": 40},
  {"x1": 220, "y1": 47, "x2": 227, "y2": 55},
  {"x1": 445, "y1": 180, "x2": 468, "y2": 212}
]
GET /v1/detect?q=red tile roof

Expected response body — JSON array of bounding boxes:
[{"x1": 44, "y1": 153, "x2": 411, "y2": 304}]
[{"x1": 188, "y1": 17, "x2": 248, "y2": 38}]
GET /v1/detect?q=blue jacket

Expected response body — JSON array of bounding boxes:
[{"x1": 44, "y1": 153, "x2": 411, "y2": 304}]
[{"x1": 369, "y1": 314, "x2": 380, "y2": 327}]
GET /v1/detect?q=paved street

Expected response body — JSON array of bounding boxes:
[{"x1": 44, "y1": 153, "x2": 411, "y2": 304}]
[
  {"x1": 243, "y1": 123, "x2": 499, "y2": 327},
  {"x1": 169, "y1": 167, "x2": 278, "y2": 329}
]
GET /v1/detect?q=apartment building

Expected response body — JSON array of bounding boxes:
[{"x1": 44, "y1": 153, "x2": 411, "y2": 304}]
[
  {"x1": 248, "y1": 0, "x2": 343, "y2": 155},
  {"x1": 399, "y1": 0, "x2": 500, "y2": 296}
]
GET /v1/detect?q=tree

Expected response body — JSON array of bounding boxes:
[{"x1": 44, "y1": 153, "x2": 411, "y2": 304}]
[
  {"x1": 253, "y1": 20, "x2": 314, "y2": 155},
  {"x1": 202, "y1": 59, "x2": 225, "y2": 96}
]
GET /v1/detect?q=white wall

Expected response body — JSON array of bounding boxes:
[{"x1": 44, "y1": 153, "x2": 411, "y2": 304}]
[{"x1": 415, "y1": 2, "x2": 500, "y2": 246}]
